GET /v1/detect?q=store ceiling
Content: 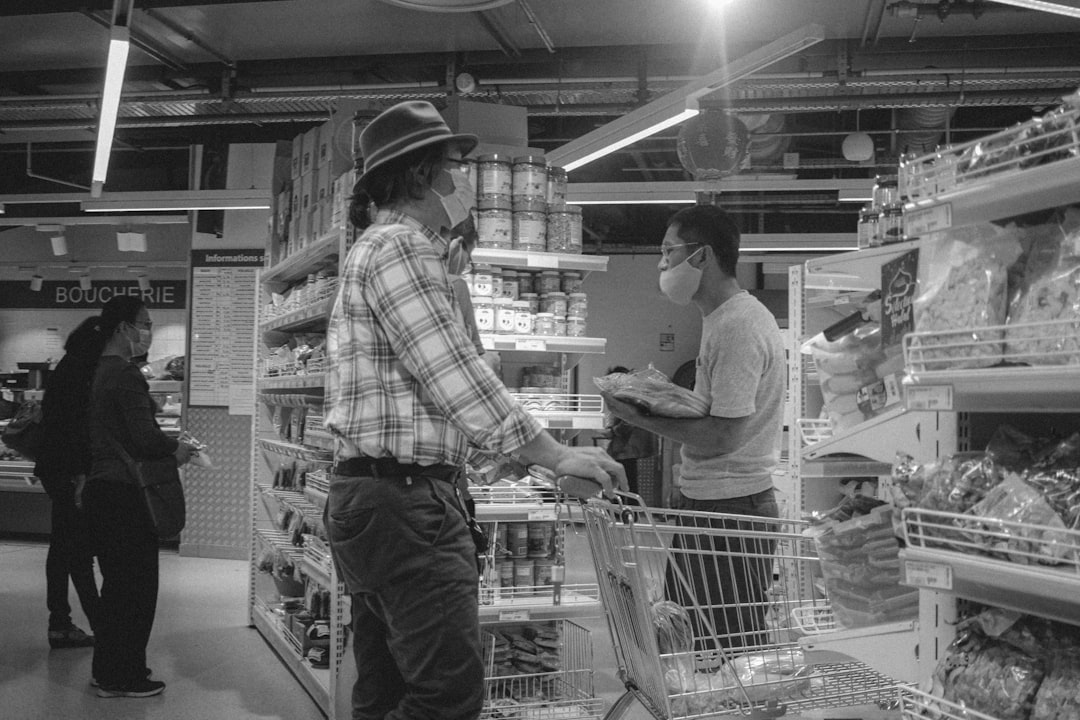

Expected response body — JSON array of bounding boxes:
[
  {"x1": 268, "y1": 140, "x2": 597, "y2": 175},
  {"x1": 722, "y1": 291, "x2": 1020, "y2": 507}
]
[{"x1": 2, "y1": 0, "x2": 1079, "y2": 246}]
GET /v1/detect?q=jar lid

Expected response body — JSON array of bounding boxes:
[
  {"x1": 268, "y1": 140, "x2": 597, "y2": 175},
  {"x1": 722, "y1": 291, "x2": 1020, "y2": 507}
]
[
  {"x1": 473, "y1": 263, "x2": 492, "y2": 272},
  {"x1": 565, "y1": 204, "x2": 582, "y2": 215},
  {"x1": 494, "y1": 297, "x2": 513, "y2": 305},
  {"x1": 502, "y1": 270, "x2": 517, "y2": 276},
  {"x1": 567, "y1": 314, "x2": 586, "y2": 321},
  {"x1": 562, "y1": 271, "x2": 580, "y2": 277},
  {"x1": 540, "y1": 270, "x2": 559, "y2": 276},
  {"x1": 477, "y1": 194, "x2": 512, "y2": 210},
  {"x1": 536, "y1": 312, "x2": 554, "y2": 318},
  {"x1": 512, "y1": 198, "x2": 547, "y2": 212},
  {"x1": 548, "y1": 166, "x2": 567, "y2": 178},
  {"x1": 513, "y1": 155, "x2": 547, "y2": 165},
  {"x1": 568, "y1": 292, "x2": 587, "y2": 299},
  {"x1": 546, "y1": 291, "x2": 566, "y2": 297},
  {"x1": 520, "y1": 292, "x2": 538, "y2": 298},
  {"x1": 511, "y1": 300, "x2": 529, "y2": 309},
  {"x1": 478, "y1": 153, "x2": 511, "y2": 163}
]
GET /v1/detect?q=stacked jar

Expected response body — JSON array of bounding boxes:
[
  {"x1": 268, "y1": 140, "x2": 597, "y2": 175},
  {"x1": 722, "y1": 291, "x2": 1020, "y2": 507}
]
[
  {"x1": 512, "y1": 155, "x2": 548, "y2": 252},
  {"x1": 546, "y1": 166, "x2": 567, "y2": 206},
  {"x1": 546, "y1": 203, "x2": 583, "y2": 254},
  {"x1": 471, "y1": 262, "x2": 496, "y2": 334},
  {"x1": 477, "y1": 154, "x2": 513, "y2": 249},
  {"x1": 870, "y1": 174, "x2": 906, "y2": 246}
]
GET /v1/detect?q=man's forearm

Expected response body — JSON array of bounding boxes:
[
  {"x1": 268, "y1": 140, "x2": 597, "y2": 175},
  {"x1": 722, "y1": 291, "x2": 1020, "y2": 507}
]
[{"x1": 628, "y1": 413, "x2": 744, "y2": 454}]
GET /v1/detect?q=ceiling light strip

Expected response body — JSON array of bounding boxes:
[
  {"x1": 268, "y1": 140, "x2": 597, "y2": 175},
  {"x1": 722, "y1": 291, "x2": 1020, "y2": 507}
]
[
  {"x1": 91, "y1": 24, "x2": 131, "y2": 195},
  {"x1": 989, "y1": 0, "x2": 1080, "y2": 19}
]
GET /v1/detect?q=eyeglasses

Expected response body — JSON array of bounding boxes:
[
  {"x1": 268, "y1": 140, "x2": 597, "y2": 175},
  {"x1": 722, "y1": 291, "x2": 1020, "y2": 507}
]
[
  {"x1": 660, "y1": 242, "x2": 700, "y2": 260},
  {"x1": 132, "y1": 320, "x2": 153, "y2": 330},
  {"x1": 443, "y1": 158, "x2": 472, "y2": 174}
]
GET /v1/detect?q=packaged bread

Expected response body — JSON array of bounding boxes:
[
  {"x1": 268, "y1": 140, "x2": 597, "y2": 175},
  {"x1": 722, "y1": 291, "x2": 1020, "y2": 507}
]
[
  {"x1": 1006, "y1": 211, "x2": 1080, "y2": 365},
  {"x1": 594, "y1": 365, "x2": 709, "y2": 418},
  {"x1": 910, "y1": 224, "x2": 1023, "y2": 371}
]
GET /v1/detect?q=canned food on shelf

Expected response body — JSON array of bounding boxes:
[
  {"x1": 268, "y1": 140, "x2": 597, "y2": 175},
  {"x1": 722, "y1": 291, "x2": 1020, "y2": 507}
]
[
  {"x1": 478, "y1": 153, "x2": 512, "y2": 200},
  {"x1": 538, "y1": 270, "x2": 561, "y2": 294},
  {"x1": 546, "y1": 166, "x2": 567, "y2": 205},
  {"x1": 534, "y1": 312, "x2": 556, "y2": 336},
  {"x1": 494, "y1": 297, "x2": 516, "y2": 334},
  {"x1": 567, "y1": 315, "x2": 587, "y2": 337},
  {"x1": 500, "y1": 270, "x2": 519, "y2": 300},
  {"x1": 477, "y1": 206, "x2": 512, "y2": 249},
  {"x1": 472, "y1": 264, "x2": 494, "y2": 296},
  {"x1": 540, "y1": 291, "x2": 567, "y2": 316},
  {"x1": 520, "y1": 292, "x2": 539, "y2": 314},
  {"x1": 472, "y1": 297, "x2": 494, "y2": 333},
  {"x1": 512, "y1": 155, "x2": 548, "y2": 204},
  {"x1": 567, "y1": 292, "x2": 587, "y2": 317},
  {"x1": 512, "y1": 207, "x2": 547, "y2": 252}
]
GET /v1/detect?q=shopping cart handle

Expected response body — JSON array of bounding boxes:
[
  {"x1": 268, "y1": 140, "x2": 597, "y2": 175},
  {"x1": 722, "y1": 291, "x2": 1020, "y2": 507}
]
[{"x1": 554, "y1": 474, "x2": 604, "y2": 500}]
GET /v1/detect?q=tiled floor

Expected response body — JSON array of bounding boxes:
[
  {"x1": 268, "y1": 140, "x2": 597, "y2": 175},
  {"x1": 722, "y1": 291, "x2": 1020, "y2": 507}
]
[{"x1": 0, "y1": 530, "x2": 628, "y2": 720}]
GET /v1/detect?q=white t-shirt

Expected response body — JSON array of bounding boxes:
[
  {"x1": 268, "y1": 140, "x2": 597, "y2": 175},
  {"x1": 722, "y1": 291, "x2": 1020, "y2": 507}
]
[{"x1": 679, "y1": 291, "x2": 786, "y2": 500}]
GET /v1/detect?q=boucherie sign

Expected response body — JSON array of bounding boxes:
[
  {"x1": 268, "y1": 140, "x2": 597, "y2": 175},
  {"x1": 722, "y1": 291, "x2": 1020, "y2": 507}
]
[{"x1": 0, "y1": 280, "x2": 186, "y2": 309}]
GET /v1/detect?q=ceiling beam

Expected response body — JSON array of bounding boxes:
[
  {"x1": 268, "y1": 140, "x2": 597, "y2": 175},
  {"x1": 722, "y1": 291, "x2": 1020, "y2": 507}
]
[{"x1": 0, "y1": 0, "x2": 289, "y2": 15}]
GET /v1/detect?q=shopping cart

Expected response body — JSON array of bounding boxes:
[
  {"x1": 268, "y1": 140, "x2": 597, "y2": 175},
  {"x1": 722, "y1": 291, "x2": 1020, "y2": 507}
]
[{"x1": 576, "y1": 491, "x2": 900, "y2": 719}]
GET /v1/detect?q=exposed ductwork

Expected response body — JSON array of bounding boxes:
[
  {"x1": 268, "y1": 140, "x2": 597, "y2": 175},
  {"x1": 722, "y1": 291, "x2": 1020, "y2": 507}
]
[{"x1": 894, "y1": 105, "x2": 955, "y2": 156}]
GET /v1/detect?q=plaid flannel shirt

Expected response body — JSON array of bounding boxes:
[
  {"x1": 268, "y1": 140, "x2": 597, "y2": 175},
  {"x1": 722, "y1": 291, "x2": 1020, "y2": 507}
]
[{"x1": 324, "y1": 210, "x2": 542, "y2": 465}]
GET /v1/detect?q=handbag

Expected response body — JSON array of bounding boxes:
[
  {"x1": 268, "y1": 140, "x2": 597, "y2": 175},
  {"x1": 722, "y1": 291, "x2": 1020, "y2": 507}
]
[
  {"x1": 1, "y1": 399, "x2": 43, "y2": 460},
  {"x1": 117, "y1": 447, "x2": 186, "y2": 538}
]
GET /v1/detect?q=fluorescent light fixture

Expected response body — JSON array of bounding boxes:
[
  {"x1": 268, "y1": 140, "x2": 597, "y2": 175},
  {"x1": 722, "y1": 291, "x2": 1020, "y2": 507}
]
[
  {"x1": 741, "y1": 233, "x2": 859, "y2": 252},
  {"x1": 0, "y1": 215, "x2": 187, "y2": 227},
  {"x1": 569, "y1": 179, "x2": 875, "y2": 205},
  {"x1": 79, "y1": 273, "x2": 92, "y2": 291},
  {"x1": 82, "y1": 189, "x2": 273, "y2": 212},
  {"x1": 562, "y1": 104, "x2": 700, "y2": 172},
  {"x1": 117, "y1": 231, "x2": 147, "y2": 252},
  {"x1": 91, "y1": 25, "x2": 132, "y2": 196},
  {"x1": 30, "y1": 275, "x2": 44, "y2": 292},
  {"x1": 989, "y1": 0, "x2": 1080, "y2": 18},
  {"x1": 548, "y1": 24, "x2": 825, "y2": 172},
  {"x1": 51, "y1": 235, "x2": 68, "y2": 256}
]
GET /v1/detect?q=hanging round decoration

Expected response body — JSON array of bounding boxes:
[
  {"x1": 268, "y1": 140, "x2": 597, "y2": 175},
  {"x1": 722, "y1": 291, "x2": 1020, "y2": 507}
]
[{"x1": 676, "y1": 110, "x2": 750, "y2": 180}]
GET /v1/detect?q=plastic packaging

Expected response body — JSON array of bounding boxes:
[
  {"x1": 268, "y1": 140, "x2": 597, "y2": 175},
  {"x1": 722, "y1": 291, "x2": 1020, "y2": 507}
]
[{"x1": 593, "y1": 365, "x2": 710, "y2": 418}]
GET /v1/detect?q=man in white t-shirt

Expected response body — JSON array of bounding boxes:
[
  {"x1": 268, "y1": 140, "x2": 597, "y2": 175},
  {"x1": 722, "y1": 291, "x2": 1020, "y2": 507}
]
[{"x1": 602, "y1": 203, "x2": 786, "y2": 656}]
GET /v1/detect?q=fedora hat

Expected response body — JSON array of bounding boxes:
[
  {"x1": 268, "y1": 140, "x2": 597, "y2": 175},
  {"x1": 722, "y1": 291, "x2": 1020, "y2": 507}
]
[{"x1": 357, "y1": 101, "x2": 478, "y2": 188}]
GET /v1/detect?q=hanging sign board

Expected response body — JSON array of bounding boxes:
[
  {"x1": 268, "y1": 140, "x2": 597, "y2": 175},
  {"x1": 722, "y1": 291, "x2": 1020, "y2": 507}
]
[
  {"x1": 0, "y1": 280, "x2": 186, "y2": 310},
  {"x1": 881, "y1": 248, "x2": 919, "y2": 349}
]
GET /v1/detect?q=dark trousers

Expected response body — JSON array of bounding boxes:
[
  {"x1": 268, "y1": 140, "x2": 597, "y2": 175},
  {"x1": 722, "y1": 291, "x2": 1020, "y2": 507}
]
[
  {"x1": 83, "y1": 479, "x2": 159, "y2": 686},
  {"x1": 666, "y1": 487, "x2": 779, "y2": 655},
  {"x1": 40, "y1": 474, "x2": 101, "y2": 632},
  {"x1": 326, "y1": 472, "x2": 484, "y2": 720}
]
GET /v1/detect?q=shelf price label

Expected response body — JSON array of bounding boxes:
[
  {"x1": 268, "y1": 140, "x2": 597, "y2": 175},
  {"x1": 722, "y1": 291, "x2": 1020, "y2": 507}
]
[
  {"x1": 480, "y1": 336, "x2": 495, "y2": 351},
  {"x1": 906, "y1": 384, "x2": 953, "y2": 411},
  {"x1": 525, "y1": 253, "x2": 560, "y2": 269},
  {"x1": 904, "y1": 560, "x2": 953, "y2": 590},
  {"x1": 528, "y1": 509, "x2": 557, "y2": 521},
  {"x1": 498, "y1": 609, "x2": 531, "y2": 622},
  {"x1": 515, "y1": 338, "x2": 547, "y2": 352},
  {"x1": 904, "y1": 202, "x2": 952, "y2": 237}
]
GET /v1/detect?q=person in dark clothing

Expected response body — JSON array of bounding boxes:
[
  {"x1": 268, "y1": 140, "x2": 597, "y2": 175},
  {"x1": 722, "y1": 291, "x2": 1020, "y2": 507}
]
[
  {"x1": 34, "y1": 316, "x2": 107, "y2": 649},
  {"x1": 600, "y1": 366, "x2": 658, "y2": 497},
  {"x1": 82, "y1": 296, "x2": 194, "y2": 699}
]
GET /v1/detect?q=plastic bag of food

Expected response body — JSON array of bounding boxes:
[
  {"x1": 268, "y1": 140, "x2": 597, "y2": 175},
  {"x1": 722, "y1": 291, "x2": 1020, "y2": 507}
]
[
  {"x1": 968, "y1": 473, "x2": 1077, "y2": 565},
  {"x1": 910, "y1": 223, "x2": 1023, "y2": 370},
  {"x1": 652, "y1": 600, "x2": 694, "y2": 655},
  {"x1": 666, "y1": 648, "x2": 816, "y2": 714},
  {"x1": 1005, "y1": 218, "x2": 1080, "y2": 365},
  {"x1": 1033, "y1": 646, "x2": 1080, "y2": 720},
  {"x1": 593, "y1": 365, "x2": 709, "y2": 418},
  {"x1": 935, "y1": 622, "x2": 1045, "y2": 720},
  {"x1": 803, "y1": 325, "x2": 886, "y2": 432}
]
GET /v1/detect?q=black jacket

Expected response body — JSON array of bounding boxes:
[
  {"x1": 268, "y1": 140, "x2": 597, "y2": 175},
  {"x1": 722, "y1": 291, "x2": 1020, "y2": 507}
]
[{"x1": 34, "y1": 352, "x2": 96, "y2": 478}]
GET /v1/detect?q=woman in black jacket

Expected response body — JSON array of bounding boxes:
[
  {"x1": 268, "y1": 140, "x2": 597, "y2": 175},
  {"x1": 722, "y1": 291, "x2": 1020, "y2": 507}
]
[
  {"x1": 83, "y1": 296, "x2": 193, "y2": 699},
  {"x1": 34, "y1": 316, "x2": 107, "y2": 649}
]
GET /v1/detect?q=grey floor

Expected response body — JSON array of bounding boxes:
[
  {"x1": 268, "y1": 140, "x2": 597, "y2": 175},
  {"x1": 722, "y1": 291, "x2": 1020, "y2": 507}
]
[{"x1": 0, "y1": 528, "x2": 627, "y2": 720}]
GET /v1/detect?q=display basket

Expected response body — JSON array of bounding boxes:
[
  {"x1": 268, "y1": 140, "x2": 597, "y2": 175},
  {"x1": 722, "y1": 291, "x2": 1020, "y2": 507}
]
[
  {"x1": 898, "y1": 685, "x2": 998, "y2": 720},
  {"x1": 899, "y1": 91, "x2": 1080, "y2": 201},
  {"x1": 796, "y1": 418, "x2": 833, "y2": 446},
  {"x1": 261, "y1": 355, "x2": 329, "y2": 380},
  {"x1": 480, "y1": 619, "x2": 604, "y2": 720},
  {"x1": 900, "y1": 505, "x2": 1080, "y2": 570},
  {"x1": 903, "y1": 318, "x2": 1080, "y2": 374},
  {"x1": 578, "y1": 495, "x2": 899, "y2": 718}
]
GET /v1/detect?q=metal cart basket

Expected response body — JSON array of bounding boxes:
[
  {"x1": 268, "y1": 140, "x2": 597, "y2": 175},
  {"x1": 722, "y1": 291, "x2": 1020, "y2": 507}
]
[{"x1": 578, "y1": 495, "x2": 898, "y2": 719}]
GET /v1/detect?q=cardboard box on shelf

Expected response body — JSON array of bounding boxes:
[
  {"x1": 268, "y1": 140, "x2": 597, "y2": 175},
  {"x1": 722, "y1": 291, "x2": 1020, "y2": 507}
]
[
  {"x1": 316, "y1": 163, "x2": 331, "y2": 204},
  {"x1": 291, "y1": 133, "x2": 303, "y2": 180},
  {"x1": 301, "y1": 126, "x2": 319, "y2": 175}
]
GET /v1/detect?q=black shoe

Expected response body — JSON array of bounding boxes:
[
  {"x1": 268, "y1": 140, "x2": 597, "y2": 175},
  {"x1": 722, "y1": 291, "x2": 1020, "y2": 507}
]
[
  {"x1": 48, "y1": 624, "x2": 94, "y2": 649},
  {"x1": 96, "y1": 679, "x2": 166, "y2": 698},
  {"x1": 92, "y1": 667, "x2": 152, "y2": 688}
]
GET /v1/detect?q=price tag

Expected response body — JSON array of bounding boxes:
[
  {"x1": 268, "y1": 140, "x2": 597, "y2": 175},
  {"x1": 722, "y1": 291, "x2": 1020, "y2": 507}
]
[
  {"x1": 547, "y1": 419, "x2": 573, "y2": 430},
  {"x1": 480, "y1": 335, "x2": 495, "y2": 350},
  {"x1": 904, "y1": 202, "x2": 952, "y2": 238},
  {"x1": 906, "y1": 384, "x2": 953, "y2": 411},
  {"x1": 525, "y1": 253, "x2": 560, "y2": 269},
  {"x1": 904, "y1": 560, "x2": 953, "y2": 590},
  {"x1": 498, "y1": 609, "x2": 531, "y2": 622},
  {"x1": 515, "y1": 338, "x2": 547, "y2": 352},
  {"x1": 528, "y1": 509, "x2": 557, "y2": 521}
]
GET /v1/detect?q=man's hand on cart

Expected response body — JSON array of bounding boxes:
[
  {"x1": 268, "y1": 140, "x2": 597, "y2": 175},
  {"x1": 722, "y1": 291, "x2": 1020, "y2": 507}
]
[{"x1": 552, "y1": 446, "x2": 627, "y2": 500}]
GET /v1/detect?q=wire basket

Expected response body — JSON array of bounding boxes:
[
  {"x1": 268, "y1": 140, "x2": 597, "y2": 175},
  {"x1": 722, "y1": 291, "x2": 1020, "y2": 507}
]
[{"x1": 904, "y1": 318, "x2": 1080, "y2": 374}]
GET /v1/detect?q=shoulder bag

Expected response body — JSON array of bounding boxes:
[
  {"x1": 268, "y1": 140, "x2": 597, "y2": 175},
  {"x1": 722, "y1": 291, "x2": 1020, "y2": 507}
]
[
  {"x1": 116, "y1": 444, "x2": 186, "y2": 538},
  {"x1": 2, "y1": 399, "x2": 43, "y2": 460}
]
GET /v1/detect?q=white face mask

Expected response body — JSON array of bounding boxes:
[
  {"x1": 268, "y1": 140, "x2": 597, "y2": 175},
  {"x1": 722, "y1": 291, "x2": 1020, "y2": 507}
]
[
  {"x1": 659, "y1": 246, "x2": 704, "y2": 305},
  {"x1": 127, "y1": 323, "x2": 152, "y2": 356},
  {"x1": 435, "y1": 166, "x2": 475, "y2": 231}
]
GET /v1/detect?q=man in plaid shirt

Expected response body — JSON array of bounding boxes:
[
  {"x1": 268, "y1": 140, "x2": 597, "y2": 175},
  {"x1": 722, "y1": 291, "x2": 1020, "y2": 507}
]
[{"x1": 324, "y1": 100, "x2": 624, "y2": 720}]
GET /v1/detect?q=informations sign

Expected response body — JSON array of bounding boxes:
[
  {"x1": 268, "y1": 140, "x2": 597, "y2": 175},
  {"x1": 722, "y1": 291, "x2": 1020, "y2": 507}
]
[{"x1": 187, "y1": 249, "x2": 264, "y2": 412}]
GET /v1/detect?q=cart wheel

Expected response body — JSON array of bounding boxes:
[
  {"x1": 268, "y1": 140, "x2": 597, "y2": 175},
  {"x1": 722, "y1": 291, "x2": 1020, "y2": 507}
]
[{"x1": 603, "y1": 691, "x2": 654, "y2": 720}]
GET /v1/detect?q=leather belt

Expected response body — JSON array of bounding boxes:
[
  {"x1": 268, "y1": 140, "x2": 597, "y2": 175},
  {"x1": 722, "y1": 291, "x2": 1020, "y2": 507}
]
[{"x1": 331, "y1": 456, "x2": 459, "y2": 483}]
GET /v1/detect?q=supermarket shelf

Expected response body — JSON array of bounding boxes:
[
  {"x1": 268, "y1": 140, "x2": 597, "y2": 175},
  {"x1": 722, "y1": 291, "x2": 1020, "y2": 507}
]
[
  {"x1": 477, "y1": 585, "x2": 602, "y2": 622},
  {"x1": 804, "y1": 239, "x2": 921, "y2": 292},
  {"x1": 900, "y1": 546, "x2": 1080, "y2": 627},
  {"x1": 904, "y1": 364, "x2": 1080, "y2": 412},
  {"x1": 257, "y1": 374, "x2": 326, "y2": 392},
  {"x1": 797, "y1": 615, "x2": 919, "y2": 684},
  {"x1": 257, "y1": 438, "x2": 333, "y2": 462},
  {"x1": 900, "y1": 686, "x2": 998, "y2": 720},
  {"x1": 471, "y1": 249, "x2": 608, "y2": 274},
  {"x1": 262, "y1": 232, "x2": 341, "y2": 286},
  {"x1": 801, "y1": 457, "x2": 893, "y2": 478},
  {"x1": 0, "y1": 460, "x2": 42, "y2": 493},
  {"x1": 479, "y1": 334, "x2": 605, "y2": 354},
  {"x1": 903, "y1": 154, "x2": 1080, "y2": 235},
  {"x1": 260, "y1": 298, "x2": 334, "y2": 334},
  {"x1": 301, "y1": 556, "x2": 333, "y2": 589},
  {"x1": 251, "y1": 602, "x2": 330, "y2": 714},
  {"x1": 800, "y1": 407, "x2": 944, "y2": 465}
]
